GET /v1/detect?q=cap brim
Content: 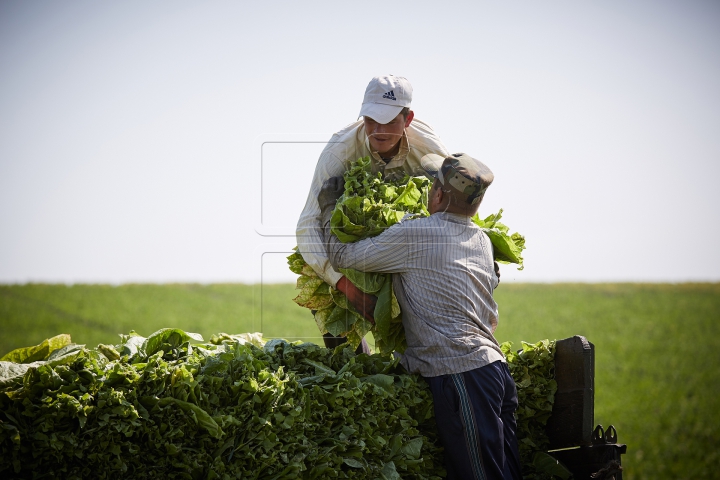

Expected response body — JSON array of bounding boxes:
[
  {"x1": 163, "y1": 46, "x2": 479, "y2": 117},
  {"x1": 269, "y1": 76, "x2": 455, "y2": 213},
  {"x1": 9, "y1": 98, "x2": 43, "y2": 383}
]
[
  {"x1": 358, "y1": 103, "x2": 404, "y2": 124},
  {"x1": 420, "y1": 153, "x2": 446, "y2": 181}
]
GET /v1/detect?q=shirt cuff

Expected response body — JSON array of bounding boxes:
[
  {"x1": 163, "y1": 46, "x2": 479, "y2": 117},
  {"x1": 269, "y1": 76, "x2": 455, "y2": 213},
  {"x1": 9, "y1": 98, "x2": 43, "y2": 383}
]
[{"x1": 323, "y1": 268, "x2": 344, "y2": 289}]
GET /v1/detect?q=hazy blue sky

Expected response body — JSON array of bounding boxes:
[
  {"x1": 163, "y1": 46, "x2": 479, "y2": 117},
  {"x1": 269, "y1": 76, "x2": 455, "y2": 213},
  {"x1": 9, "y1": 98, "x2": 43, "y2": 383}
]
[{"x1": 1, "y1": 0, "x2": 718, "y2": 284}]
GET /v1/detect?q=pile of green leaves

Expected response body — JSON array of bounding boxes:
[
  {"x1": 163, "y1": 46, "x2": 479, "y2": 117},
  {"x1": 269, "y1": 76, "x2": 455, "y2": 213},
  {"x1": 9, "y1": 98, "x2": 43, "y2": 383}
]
[
  {"x1": 290, "y1": 156, "x2": 526, "y2": 353},
  {"x1": 0, "y1": 330, "x2": 445, "y2": 480},
  {"x1": 502, "y1": 340, "x2": 564, "y2": 480}
]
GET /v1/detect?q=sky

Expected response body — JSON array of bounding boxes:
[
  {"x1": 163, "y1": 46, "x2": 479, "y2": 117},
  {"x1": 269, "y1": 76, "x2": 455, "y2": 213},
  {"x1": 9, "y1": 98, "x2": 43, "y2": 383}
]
[{"x1": 1, "y1": 0, "x2": 719, "y2": 284}]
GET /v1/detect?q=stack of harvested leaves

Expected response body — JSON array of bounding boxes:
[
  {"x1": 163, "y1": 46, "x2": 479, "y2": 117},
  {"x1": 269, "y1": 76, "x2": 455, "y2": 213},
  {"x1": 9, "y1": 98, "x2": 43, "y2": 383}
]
[
  {"x1": 1, "y1": 333, "x2": 561, "y2": 479},
  {"x1": 1, "y1": 330, "x2": 445, "y2": 479}
]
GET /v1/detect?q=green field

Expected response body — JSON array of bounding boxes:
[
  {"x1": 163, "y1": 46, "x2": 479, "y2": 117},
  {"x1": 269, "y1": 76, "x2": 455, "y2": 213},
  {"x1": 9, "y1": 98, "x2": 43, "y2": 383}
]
[{"x1": 1, "y1": 282, "x2": 719, "y2": 479}]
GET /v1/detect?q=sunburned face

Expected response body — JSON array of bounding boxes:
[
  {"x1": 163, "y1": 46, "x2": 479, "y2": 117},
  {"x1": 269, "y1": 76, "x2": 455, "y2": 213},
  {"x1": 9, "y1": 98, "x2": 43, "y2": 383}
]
[{"x1": 363, "y1": 111, "x2": 414, "y2": 157}]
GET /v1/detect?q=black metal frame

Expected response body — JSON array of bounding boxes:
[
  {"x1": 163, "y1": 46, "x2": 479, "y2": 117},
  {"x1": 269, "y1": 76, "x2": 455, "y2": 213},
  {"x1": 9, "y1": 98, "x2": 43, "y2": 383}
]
[{"x1": 545, "y1": 336, "x2": 627, "y2": 480}]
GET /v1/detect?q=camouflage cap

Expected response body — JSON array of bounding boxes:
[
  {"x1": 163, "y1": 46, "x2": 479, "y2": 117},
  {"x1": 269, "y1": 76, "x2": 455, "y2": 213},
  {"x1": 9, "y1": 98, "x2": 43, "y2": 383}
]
[{"x1": 421, "y1": 153, "x2": 494, "y2": 205}]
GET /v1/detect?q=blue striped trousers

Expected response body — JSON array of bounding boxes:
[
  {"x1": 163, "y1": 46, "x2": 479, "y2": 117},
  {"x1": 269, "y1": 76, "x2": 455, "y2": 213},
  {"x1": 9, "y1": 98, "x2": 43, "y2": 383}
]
[{"x1": 425, "y1": 361, "x2": 522, "y2": 480}]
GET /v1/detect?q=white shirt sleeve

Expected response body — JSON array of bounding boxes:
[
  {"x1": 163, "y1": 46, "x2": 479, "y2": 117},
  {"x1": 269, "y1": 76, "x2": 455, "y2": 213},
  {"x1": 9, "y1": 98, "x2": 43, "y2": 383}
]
[{"x1": 296, "y1": 147, "x2": 347, "y2": 287}]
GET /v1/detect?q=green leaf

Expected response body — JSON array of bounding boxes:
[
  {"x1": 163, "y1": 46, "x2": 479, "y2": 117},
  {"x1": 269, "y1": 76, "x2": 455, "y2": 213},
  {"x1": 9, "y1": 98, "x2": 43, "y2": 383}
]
[
  {"x1": 339, "y1": 268, "x2": 386, "y2": 294},
  {"x1": 117, "y1": 330, "x2": 146, "y2": 357},
  {"x1": 471, "y1": 209, "x2": 526, "y2": 270},
  {"x1": 301, "y1": 358, "x2": 336, "y2": 376},
  {"x1": 209, "y1": 332, "x2": 265, "y2": 348},
  {"x1": 0, "y1": 361, "x2": 37, "y2": 382},
  {"x1": 343, "y1": 458, "x2": 364, "y2": 468},
  {"x1": 374, "y1": 280, "x2": 394, "y2": 340},
  {"x1": 292, "y1": 277, "x2": 325, "y2": 308},
  {"x1": 0, "y1": 334, "x2": 72, "y2": 363},
  {"x1": 400, "y1": 437, "x2": 424, "y2": 459},
  {"x1": 324, "y1": 305, "x2": 359, "y2": 337},
  {"x1": 360, "y1": 374, "x2": 394, "y2": 393},
  {"x1": 143, "y1": 328, "x2": 204, "y2": 356},
  {"x1": 312, "y1": 305, "x2": 334, "y2": 335},
  {"x1": 302, "y1": 292, "x2": 334, "y2": 310},
  {"x1": 158, "y1": 397, "x2": 223, "y2": 439},
  {"x1": 392, "y1": 181, "x2": 421, "y2": 207},
  {"x1": 380, "y1": 461, "x2": 401, "y2": 480}
]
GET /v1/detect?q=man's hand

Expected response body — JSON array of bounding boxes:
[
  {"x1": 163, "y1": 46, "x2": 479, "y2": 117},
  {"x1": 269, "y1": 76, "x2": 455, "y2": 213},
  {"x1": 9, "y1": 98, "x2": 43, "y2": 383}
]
[
  {"x1": 494, "y1": 261, "x2": 501, "y2": 284},
  {"x1": 336, "y1": 276, "x2": 377, "y2": 324},
  {"x1": 318, "y1": 176, "x2": 344, "y2": 215}
]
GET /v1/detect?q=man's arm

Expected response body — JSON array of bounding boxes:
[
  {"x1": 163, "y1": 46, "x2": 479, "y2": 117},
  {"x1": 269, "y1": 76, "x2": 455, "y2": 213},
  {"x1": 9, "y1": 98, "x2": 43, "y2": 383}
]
[
  {"x1": 318, "y1": 177, "x2": 409, "y2": 275},
  {"x1": 296, "y1": 150, "x2": 346, "y2": 287}
]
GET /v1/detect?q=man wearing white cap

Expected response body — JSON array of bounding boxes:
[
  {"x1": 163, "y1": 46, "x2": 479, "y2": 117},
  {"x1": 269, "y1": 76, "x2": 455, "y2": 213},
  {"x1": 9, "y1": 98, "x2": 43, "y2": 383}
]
[{"x1": 296, "y1": 75, "x2": 449, "y2": 351}]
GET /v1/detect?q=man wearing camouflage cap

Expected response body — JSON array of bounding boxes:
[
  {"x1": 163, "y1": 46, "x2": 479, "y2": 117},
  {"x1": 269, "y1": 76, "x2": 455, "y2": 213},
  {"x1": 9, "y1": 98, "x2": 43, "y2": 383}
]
[{"x1": 318, "y1": 153, "x2": 521, "y2": 480}]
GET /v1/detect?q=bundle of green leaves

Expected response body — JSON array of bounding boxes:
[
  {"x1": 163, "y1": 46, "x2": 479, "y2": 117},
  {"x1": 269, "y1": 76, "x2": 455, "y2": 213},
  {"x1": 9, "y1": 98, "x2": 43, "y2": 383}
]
[
  {"x1": 0, "y1": 330, "x2": 446, "y2": 479},
  {"x1": 472, "y1": 209, "x2": 526, "y2": 269},
  {"x1": 289, "y1": 156, "x2": 526, "y2": 353},
  {"x1": 329, "y1": 157, "x2": 432, "y2": 243}
]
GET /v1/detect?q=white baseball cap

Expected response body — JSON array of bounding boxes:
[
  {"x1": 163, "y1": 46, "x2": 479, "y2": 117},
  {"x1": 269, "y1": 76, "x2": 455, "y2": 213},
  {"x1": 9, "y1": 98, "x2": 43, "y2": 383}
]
[{"x1": 358, "y1": 75, "x2": 413, "y2": 124}]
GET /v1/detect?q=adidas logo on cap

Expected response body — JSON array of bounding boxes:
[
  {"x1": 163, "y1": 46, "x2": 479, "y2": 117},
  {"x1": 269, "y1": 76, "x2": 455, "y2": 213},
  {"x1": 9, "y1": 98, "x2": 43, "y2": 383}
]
[{"x1": 382, "y1": 90, "x2": 397, "y2": 101}]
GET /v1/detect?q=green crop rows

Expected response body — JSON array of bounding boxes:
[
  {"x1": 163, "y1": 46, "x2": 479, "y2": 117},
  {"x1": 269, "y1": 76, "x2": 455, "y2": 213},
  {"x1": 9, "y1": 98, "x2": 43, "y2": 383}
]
[{"x1": 1, "y1": 282, "x2": 719, "y2": 479}]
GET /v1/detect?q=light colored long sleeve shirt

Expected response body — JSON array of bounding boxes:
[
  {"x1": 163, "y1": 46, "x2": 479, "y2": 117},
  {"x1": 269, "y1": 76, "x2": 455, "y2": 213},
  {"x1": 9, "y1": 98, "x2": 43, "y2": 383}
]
[
  {"x1": 324, "y1": 211, "x2": 505, "y2": 377},
  {"x1": 296, "y1": 118, "x2": 448, "y2": 288}
]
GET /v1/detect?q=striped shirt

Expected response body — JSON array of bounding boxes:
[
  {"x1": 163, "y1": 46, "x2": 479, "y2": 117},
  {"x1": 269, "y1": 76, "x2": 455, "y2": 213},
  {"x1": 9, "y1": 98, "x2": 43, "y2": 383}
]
[
  {"x1": 296, "y1": 118, "x2": 448, "y2": 289},
  {"x1": 325, "y1": 212, "x2": 505, "y2": 377}
]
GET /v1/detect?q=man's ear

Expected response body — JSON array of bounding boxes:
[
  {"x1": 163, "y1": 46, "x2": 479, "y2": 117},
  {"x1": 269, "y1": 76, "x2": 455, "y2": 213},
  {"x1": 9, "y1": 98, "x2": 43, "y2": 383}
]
[
  {"x1": 432, "y1": 182, "x2": 444, "y2": 203},
  {"x1": 404, "y1": 110, "x2": 414, "y2": 128}
]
